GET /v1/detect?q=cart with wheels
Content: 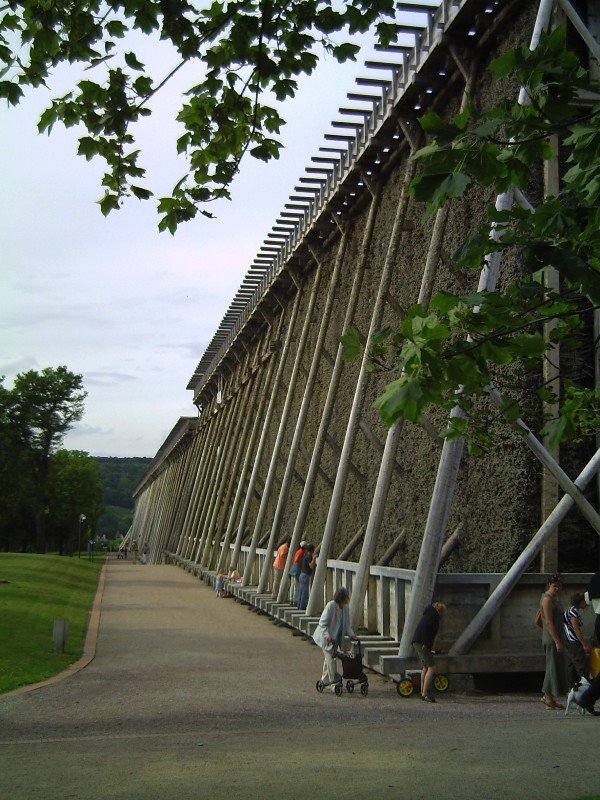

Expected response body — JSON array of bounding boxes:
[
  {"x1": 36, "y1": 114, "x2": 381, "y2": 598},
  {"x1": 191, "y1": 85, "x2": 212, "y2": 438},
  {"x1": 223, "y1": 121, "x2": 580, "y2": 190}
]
[
  {"x1": 316, "y1": 674, "x2": 343, "y2": 696},
  {"x1": 315, "y1": 640, "x2": 369, "y2": 697},
  {"x1": 340, "y1": 640, "x2": 369, "y2": 696},
  {"x1": 396, "y1": 670, "x2": 449, "y2": 697}
]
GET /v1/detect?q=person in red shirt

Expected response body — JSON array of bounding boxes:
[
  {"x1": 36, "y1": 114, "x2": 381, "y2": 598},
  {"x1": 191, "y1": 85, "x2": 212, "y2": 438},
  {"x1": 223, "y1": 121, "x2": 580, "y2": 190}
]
[
  {"x1": 272, "y1": 536, "x2": 291, "y2": 596},
  {"x1": 287, "y1": 541, "x2": 307, "y2": 603}
]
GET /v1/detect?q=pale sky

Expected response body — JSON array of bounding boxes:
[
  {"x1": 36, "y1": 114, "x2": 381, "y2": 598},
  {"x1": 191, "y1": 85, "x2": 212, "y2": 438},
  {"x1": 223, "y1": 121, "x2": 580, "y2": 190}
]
[{"x1": 0, "y1": 19, "x2": 416, "y2": 458}]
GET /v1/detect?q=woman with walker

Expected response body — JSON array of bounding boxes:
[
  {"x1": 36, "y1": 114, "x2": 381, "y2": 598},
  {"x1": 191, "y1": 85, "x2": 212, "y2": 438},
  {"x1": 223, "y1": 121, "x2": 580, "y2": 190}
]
[{"x1": 313, "y1": 587, "x2": 357, "y2": 692}]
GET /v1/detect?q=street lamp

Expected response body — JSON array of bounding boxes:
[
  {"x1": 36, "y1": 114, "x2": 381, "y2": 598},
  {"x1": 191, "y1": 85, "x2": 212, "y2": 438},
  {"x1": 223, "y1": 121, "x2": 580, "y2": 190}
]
[{"x1": 77, "y1": 514, "x2": 86, "y2": 559}]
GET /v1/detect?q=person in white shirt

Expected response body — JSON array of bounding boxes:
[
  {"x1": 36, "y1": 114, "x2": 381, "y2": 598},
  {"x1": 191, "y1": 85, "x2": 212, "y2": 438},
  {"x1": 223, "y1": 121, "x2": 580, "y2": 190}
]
[{"x1": 312, "y1": 587, "x2": 357, "y2": 688}]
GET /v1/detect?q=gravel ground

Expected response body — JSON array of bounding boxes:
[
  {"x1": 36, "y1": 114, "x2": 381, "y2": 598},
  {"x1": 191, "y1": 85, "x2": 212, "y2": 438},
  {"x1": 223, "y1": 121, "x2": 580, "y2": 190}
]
[{"x1": 0, "y1": 560, "x2": 598, "y2": 800}]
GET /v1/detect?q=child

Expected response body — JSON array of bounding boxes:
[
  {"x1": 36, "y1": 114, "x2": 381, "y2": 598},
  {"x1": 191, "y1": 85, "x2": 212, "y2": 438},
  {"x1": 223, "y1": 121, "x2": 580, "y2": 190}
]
[{"x1": 215, "y1": 574, "x2": 225, "y2": 597}]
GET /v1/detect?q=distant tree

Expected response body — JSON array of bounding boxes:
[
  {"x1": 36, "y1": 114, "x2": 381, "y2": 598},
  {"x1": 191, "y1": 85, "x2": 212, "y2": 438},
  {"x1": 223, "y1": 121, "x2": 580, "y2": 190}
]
[
  {"x1": 2, "y1": 367, "x2": 87, "y2": 552},
  {"x1": 94, "y1": 456, "x2": 152, "y2": 509},
  {"x1": 47, "y1": 449, "x2": 102, "y2": 555},
  {"x1": 0, "y1": 382, "x2": 35, "y2": 551}
]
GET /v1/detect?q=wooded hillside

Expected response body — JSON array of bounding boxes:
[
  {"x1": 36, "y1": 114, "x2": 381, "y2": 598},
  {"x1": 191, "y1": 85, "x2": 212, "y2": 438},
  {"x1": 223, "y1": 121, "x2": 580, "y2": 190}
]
[{"x1": 94, "y1": 457, "x2": 151, "y2": 537}]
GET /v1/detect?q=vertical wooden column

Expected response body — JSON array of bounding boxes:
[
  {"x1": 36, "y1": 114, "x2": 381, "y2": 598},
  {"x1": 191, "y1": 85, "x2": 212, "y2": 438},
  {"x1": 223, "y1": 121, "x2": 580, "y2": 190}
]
[
  {"x1": 243, "y1": 261, "x2": 324, "y2": 586},
  {"x1": 349, "y1": 60, "x2": 479, "y2": 628},
  {"x1": 306, "y1": 158, "x2": 417, "y2": 617},
  {"x1": 200, "y1": 354, "x2": 256, "y2": 567},
  {"x1": 230, "y1": 287, "x2": 303, "y2": 570},
  {"x1": 184, "y1": 399, "x2": 229, "y2": 560},
  {"x1": 349, "y1": 205, "x2": 451, "y2": 627},
  {"x1": 192, "y1": 371, "x2": 242, "y2": 562},
  {"x1": 141, "y1": 469, "x2": 168, "y2": 550},
  {"x1": 277, "y1": 181, "x2": 383, "y2": 604},
  {"x1": 588, "y1": 0, "x2": 600, "y2": 547},
  {"x1": 178, "y1": 408, "x2": 219, "y2": 558},
  {"x1": 195, "y1": 370, "x2": 247, "y2": 563},
  {"x1": 398, "y1": 0, "x2": 556, "y2": 658},
  {"x1": 540, "y1": 137, "x2": 561, "y2": 572},
  {"x1": 151, "y1": 455, "x2": 181, "y2": 558},
  {"x1": 215, "y1": 317, "x2": 284, "y2": 573},
  {"x1": 257, "y1": 227, "x2": 349, "y2": 594},
  {"x1": 159, "y1": 441, "x2": 196, "y2": 558},
  {"x1": 174, "y1": 409, "x2": 212, "y2": 557},
  {"x1": 172, "y1": 430, "x2": 204, "y2": 555}
]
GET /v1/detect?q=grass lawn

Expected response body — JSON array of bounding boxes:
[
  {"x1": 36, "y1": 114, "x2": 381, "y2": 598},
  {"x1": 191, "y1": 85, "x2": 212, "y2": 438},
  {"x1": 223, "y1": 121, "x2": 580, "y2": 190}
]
[{"x1": 0, "y1": 553, "x2": 103, "y2": 694}]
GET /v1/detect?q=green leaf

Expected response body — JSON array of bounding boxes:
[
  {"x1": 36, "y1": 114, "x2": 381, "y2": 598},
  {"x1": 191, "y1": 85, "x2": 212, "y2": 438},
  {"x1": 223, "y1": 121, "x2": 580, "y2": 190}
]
[
  {"x1": 373, "y1": 378, "x2": 425, "y2": 425},
  {"x1": 0, "y1": 80, "x2": 23, "y2": 106},
  {"x1": 98, "y1": 193, "x2": 120, "y2": 216},
  {"x1": 77, "y1": 136, "x2": 99, "y2": 160},
  {"x1": 124, "y1": 52, "x2": 145, "y2": 71},
  {"x1": 340, "y1": 326, "x2": 361, "y2": 361},
  {"x1": 489, "y1": 49, "x2": 517, "y2": 78},
  {"x1": 410, "y1": 172, "x2": 471, "y2": 211},
  {"x1": 130, "y1": 185, "x2": 153, "y2": 200}
]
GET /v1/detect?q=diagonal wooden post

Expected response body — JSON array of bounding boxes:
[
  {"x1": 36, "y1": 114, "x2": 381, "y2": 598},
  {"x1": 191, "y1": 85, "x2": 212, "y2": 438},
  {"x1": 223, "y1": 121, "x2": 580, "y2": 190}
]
[
  {"x1": 199, "y1": 355, "x2": 256, "y2": 567},
  {"x1": 276, "y1": 182, "x2": 384, "y2": 604},
  {"x1": 349, "y1": 201, "x2": 451, "y2": 628},
  {"x1": 257, "y1": 226, "x2": 349, "y2": 594},
  {"x1": 243, "y1": 259, "x2": 325, "y2": 586},
  {"x1": 207, "y1": 351, "x2": 276, "y2": 571},
  {"x1": 214, "y1": 336, "x2": 282, "y2": 574},
  {"x1": 450, "y1": 448, "x2": 600, "y2": 655},
  {"x1": 230, "y1": 286, "x2": 304, "y2": 571},
  {"x1": 399, "y1": 0, "x2": 557, "y2": 657},
  {"x1": 306, "y1": 158, "x2": 418, "y2": 617}
]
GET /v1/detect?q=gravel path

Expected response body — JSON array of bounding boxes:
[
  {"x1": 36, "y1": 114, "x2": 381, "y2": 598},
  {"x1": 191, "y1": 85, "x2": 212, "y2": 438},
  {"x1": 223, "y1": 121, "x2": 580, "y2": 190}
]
[{"x1": 0, "y1": 560, "x2": 598, "y2": 800}]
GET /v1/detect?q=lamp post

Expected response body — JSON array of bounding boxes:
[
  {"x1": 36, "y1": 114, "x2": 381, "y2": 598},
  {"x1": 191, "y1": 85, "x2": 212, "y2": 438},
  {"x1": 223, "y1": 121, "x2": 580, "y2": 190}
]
[{"x1": 77, "y1": 513, "x2": 86, "y2": 558}]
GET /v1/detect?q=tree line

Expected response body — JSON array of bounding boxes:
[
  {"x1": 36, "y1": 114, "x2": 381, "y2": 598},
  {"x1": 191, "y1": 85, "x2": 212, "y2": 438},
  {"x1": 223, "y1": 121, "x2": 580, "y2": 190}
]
[
  {"x1": 94, "y1": 456, "x2": 152, "y2": 537},
  {"x1": 0, "y1": 367, "x2": 102, "y2": 554}
]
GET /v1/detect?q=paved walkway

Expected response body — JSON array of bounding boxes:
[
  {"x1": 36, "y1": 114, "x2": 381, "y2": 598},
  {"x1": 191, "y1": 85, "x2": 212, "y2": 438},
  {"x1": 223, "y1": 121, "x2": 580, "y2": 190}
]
[{"x1": 1, "y1": 560, "x2": 598, "y2": 800}]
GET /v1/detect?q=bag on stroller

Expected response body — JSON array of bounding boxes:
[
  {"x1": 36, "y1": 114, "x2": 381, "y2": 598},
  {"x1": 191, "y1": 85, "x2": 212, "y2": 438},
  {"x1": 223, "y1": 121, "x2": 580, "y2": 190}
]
[{"x1": 339, "y1": 641, "x2": 366, "y2": 680}]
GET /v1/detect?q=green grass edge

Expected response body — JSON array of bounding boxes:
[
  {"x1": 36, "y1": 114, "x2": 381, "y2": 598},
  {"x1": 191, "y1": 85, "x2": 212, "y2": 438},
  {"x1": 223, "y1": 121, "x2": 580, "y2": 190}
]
[{"x1": 0, "y1": 553, "x2": 103, "y2": 695}]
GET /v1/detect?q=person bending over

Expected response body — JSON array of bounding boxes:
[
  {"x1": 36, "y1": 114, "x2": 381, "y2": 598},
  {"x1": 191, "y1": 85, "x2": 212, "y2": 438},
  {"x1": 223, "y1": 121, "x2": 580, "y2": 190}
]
[{"x1": 411, "y1": 601, "x2": 446, "y2": 703}]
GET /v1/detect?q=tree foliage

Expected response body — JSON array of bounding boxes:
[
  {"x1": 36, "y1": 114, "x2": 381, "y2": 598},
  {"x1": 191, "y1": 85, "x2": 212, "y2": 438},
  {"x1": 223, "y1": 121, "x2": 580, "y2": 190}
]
[
  {"x1": 1, "y1": 0, "x2": 397, "y2": 231},
  {"x1": 0, "y1": 367, "x2": 95, "y2": 552},
  {"x1": 47, "y1": 449, "x2": 103, "y2": 554},
  {"x1": 342, "y1": 28, "x2": 599, "y2": 453}
]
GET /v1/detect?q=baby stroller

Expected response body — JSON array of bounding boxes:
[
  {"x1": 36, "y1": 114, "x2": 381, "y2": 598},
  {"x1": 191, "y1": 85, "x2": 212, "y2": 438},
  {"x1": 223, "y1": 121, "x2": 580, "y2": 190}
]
[{"x1": 316, "y1": 640, "x2": 369, "y2": 696}]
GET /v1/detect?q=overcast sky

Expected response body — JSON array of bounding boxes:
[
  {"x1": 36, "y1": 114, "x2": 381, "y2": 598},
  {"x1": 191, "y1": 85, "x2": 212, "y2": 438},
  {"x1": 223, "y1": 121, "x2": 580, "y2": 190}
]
[{"x1": 0, "y1": 21, "x2": 404, "y2": 459}]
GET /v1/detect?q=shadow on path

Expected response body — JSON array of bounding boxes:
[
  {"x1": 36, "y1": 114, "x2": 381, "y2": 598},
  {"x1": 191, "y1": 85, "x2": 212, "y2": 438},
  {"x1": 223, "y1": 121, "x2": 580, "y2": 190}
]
[{"x1": 0, "y1": 561, "x2": 597, "y2": 800}]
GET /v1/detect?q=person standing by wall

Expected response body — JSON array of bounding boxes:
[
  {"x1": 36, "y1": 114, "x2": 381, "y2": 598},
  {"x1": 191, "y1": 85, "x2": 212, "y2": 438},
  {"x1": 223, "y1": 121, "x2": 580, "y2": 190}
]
[
  {"x1": 313, "y1": 587, "x2": 357, "y2": 689},
  {"x1": 297, "y1": 544, "x2": 316, "y2": 611},
  {"x1": 288, "y1": 541, "x2": 306, "y2": 604},
  {"x1": 540, "y1": 574, "x2": 569, "y2": 710},
  {"x1": 563, "y1": 592, "x2": 590, "y2": 685},
  {"x1": 272, "y1": 536, "x2": 291, "y2": 596},
  {"x1": 411, "y1": 601, "x2": 446, "y2": 703}
]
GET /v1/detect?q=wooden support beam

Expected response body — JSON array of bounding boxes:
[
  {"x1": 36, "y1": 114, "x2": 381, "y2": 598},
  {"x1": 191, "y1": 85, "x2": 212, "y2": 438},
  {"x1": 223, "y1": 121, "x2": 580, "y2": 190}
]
[
  {"x1": 377, "y1": 529, "x2": 406, "y2": 567},
  {"x1": 337, "y1": 526, "x2": 366, "y2": 561},
  {"x1": 324, "y1": 432, "x2": 366, "y2": 482},
  {"x1": 358, "y1": 419, "x2": 403, "y2": 475},
  {"x1": 540, "y1": 135, "x2": 561, "y2": 573},
  {"x1": 244, "y1": 262, "x2": 324, "y2": 587},
  {"x1": 450, "y1": 449, "x2": 600, "y2": 656},
  {"x1": 438, "y1": 523, "x2": 463, "y2": 568},
  {"x1": 310, "y1": 157, "x2": 417, "y2": 619},
  {"x1": 298, "y1": 444, "x2": 335, "y2": 488}
]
